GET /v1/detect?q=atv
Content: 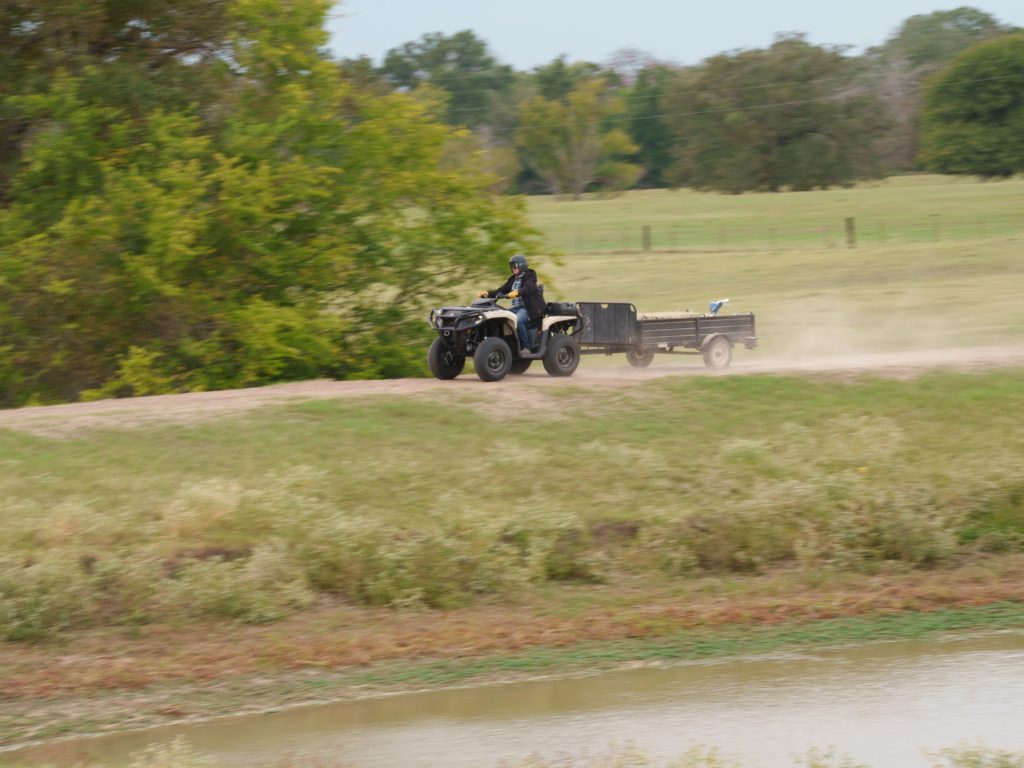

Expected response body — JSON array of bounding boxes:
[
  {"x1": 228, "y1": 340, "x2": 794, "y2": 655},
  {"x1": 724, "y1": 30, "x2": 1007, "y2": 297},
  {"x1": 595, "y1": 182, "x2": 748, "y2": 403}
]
[{"x1": 427, "y1": 295, "x2": 582, "y2": 382}]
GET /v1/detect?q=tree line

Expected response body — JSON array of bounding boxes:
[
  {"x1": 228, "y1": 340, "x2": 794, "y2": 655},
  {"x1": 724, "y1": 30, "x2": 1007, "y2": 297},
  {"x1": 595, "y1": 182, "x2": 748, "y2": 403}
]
[
  {"x1": 357, "y1": 7, "x2": 1023, "y2": 196},
  {"x1": 1, "y1": 3, "x2": 1022, "y2": 405}
]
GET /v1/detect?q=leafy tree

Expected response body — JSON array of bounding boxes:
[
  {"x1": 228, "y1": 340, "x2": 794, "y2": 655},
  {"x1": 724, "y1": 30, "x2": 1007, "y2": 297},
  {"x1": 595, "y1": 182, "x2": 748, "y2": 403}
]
[
  {"x1": 337, "y1": 55, "x2": 392, "y2": 95},
  {"x1": 0, "y1": 0, "x2": 539, "y2": 406},
  {"x1": 864, "y1": 7, "x2": 1016, "y2": 170},
  {"x1": 531, "y1": 55, "x2": 611, "y2": 101},
  {"x1": 663, "y1": 35, "x2": 887, "y2": 193},
  {"x1": 918, "y1": 34, "x2": 1024, "y2": 178},
  {"x1": 0, "y1": 0, "x2": 232, "y2": 206},
  {"x1": 516, "y1": 78, "x2": 640, "y2": 200},
  {"x1": 627, "y1": 65, "x2": 674, "y2": 187},
  {"x1": 880, "y1": 7, "x2": 1015, "y2": 69},
  {"x1": 379, "y1": 30, "x2": 515, "y2": 128}
]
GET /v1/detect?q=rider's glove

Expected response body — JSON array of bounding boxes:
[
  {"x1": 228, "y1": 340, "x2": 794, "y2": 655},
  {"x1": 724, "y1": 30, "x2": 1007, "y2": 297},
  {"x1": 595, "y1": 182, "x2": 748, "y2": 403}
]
[
  {"x1": 477, "y1": 290, "x2": 489, "y2": 298},
  {"x1": 507, "y1": 290, "x2": 519, "y2": 299}
]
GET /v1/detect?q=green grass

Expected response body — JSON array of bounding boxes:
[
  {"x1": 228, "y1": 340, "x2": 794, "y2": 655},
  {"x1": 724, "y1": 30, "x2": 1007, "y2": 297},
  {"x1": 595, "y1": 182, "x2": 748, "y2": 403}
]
[
  {"x1": 544, "y1": 235, "x2": 1024, "y2": 353},
  {"x1": 350, "y1": 602, "x2": 1024, "y2": 688},
  {"x1": 3, "y1": 174, "x2": 1024, "y2": 640},
  {"x1": 528, "y1": 175, "x2": 1024, "y2": 252},
  {"x1": 2, "y1": 370, "x2": 1024, "y2": 638},
  {"x1": 523, "y1": 177, "x2": 1024, "y2": 355}
]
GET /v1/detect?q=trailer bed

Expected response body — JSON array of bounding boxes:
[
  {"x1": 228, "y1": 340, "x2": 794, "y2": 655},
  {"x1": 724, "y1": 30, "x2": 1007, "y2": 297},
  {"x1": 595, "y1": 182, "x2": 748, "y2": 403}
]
[{"x1": 574, "y1": 301, "x2": 757, "y2": 369}]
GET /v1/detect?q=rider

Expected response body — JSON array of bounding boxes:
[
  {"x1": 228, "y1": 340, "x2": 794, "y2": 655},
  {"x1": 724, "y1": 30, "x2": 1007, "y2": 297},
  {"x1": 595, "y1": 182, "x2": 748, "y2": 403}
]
[{"x1": 478, "y1": 254, "x2": 545, "y2": 352}]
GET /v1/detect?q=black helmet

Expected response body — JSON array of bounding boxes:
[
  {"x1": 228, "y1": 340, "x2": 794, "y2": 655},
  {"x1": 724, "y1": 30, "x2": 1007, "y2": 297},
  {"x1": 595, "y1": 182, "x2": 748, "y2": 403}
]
[{"x1": 509, "y1": 253, "x2": 528, "y2": 272}]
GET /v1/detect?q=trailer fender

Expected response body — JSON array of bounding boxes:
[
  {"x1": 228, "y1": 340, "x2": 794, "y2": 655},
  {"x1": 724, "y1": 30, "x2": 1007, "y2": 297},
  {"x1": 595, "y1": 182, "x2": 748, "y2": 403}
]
[{"x1": 700, "y1": 333, "x2": 732, "y2": 350}]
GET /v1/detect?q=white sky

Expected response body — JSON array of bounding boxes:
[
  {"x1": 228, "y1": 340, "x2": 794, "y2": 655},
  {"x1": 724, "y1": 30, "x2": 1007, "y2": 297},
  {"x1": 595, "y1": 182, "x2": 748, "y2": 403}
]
[{"x1": 326, "y1": 1, "x2": 1024, "y2": 69}]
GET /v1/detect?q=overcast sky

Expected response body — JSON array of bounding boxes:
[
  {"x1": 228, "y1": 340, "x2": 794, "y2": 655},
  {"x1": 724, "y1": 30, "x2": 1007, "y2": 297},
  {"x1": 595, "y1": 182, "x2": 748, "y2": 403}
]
[{"x1": 326, "y1": 1, "x2": 1024, "y2": 70}]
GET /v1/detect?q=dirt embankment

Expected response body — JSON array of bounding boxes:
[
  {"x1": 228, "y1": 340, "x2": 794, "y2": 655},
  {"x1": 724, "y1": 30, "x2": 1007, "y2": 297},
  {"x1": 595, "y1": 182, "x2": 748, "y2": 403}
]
[
  {"x1": 2, "y1": 557, "x2": 1024, "y2": 748},
  {"x1": 3, "y1": 344, "x2": 1024, "y2": 746},
  {"x1": 2, "y1": 344, "x2": 1023, "y2": 436}
]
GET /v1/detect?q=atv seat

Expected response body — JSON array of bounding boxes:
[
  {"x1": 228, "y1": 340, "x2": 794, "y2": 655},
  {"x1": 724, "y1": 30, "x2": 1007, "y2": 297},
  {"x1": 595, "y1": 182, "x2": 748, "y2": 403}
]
[{"x1": 525, "y1": 315, "x2": 544, "y2": 351}]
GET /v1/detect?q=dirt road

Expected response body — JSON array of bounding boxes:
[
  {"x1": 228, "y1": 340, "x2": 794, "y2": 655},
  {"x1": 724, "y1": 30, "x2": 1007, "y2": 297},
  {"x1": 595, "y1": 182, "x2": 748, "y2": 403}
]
[{"x1": 1, "y1": 344, "x2": 1022, "y2": 435}]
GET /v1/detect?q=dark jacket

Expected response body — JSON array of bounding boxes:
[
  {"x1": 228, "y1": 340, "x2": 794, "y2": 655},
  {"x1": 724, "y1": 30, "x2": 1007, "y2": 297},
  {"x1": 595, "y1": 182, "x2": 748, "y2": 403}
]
[{"x1": 488, "y1": 268, "x2": 545, "y2": 320}]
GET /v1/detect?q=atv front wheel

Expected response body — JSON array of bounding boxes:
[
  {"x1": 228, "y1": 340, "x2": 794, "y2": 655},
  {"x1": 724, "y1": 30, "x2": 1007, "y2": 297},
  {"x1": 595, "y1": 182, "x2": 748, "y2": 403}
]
[
  {"x1": 543, "y1": 335, "x2": 580, "y2": 377},
  {"x1": 474, "y1": 337, "x2": 513, "y2": 382},
  {"x1": 428, "y1": 338, "x2": 466, "y2": 380}
]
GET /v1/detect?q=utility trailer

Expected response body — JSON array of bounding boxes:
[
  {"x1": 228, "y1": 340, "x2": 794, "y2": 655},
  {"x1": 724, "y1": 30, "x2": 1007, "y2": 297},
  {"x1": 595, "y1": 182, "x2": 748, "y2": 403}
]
[{"x1": 576, "y1": 301, "x2": 757, "y2": 369}]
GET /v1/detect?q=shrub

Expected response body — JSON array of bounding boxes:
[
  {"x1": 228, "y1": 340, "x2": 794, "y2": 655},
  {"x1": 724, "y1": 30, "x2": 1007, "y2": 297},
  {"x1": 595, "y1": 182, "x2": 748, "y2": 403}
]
[
  {"x1": 933, "y1": 744, "x2": 1024, "y2": 768},
  {"x1": 164, "y1": 540, "x2": 313, "y2": 624},
  {"x1": 0, "y1": 554, "x2": 101, "y2": 641}
]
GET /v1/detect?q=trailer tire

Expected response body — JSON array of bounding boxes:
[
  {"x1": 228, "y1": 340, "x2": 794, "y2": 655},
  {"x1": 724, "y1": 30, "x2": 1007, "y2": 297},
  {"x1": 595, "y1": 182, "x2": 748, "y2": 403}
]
[
  {"x1": 626, "y1": 347, "x2": 655, "y2": 368},
  {"x1": 474, "y1": 337, "x2": 513, "y2": 382},
  {"x1": 544, "y1": 335, "x2": 580, "y2": 377},
  {"x1": 428, "y1": 338, "x2": 465, "y2": 380},
  {"x1": 702, "y1": 336, "x2": 733, "y2": 369}
]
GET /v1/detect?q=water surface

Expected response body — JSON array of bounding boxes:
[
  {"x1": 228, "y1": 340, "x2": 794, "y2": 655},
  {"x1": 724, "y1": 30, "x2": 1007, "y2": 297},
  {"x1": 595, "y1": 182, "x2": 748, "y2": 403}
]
[{"x1": 7, "y1": 631, "x2": 1024, "y2": 768}]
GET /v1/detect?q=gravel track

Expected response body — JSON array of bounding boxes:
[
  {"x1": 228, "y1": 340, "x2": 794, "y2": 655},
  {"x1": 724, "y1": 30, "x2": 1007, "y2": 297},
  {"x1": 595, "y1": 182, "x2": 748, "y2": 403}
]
[{"x1": 2, "y1": 344, "x2": 1023, "y2": 435}]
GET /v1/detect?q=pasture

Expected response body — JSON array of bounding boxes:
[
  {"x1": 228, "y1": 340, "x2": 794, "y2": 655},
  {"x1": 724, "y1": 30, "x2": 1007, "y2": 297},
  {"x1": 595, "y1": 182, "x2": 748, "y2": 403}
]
[
  {"x1": 534, "y1": 175, "x2": 1024, "y2": 355},
  {"x1": 3, "y1": 174, "x2": 1024, "y2": 746},
  {"x1": 3, "y1": 174, "x2": 1024, "y2": 643}
]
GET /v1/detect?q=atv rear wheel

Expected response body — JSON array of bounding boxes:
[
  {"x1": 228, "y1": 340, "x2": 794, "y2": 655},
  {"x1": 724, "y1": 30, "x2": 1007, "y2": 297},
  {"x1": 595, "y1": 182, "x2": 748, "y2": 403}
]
[
  {"x1": 428, "y1": 338, "x2": 466, "y2": 380},
  {"x1": 510, "y1": 359, "x2": 532, "y2": 375},
  {"x1": 702, "y1": 336, "x2": 733, "y2": 370},
  {"x1": 474, "y1": 337, "x2": 513, "y2": 382},
  {"x1": 625, "y1": 347, "x2": 655, "y2": 368},
  {"x1": 543, "y1": 334, "x2": 580, "y2": 377}
]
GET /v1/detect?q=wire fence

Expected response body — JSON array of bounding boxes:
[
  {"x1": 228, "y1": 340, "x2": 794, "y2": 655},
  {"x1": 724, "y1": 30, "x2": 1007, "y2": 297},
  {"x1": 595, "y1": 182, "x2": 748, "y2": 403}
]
[{"x1": 543, "y1": 213, "x2": 1024, "y2": 254}]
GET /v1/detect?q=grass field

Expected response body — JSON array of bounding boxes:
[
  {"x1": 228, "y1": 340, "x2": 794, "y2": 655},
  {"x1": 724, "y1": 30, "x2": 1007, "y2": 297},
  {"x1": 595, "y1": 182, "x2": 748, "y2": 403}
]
[
  {"x1": 525, "y1": 176, "x2": 1024, "y2": 356},
  {"x1": 2, "y1": 175, "x2": 1024, "y2": 641},
  {"x1": 2, "y1": 369, "x2": 1023, "y2": 641},
  {"x1": 3, "y1": 175, "x2": 1024, "y2": 746},
  {"x1": 528, "y1": 175, "x2": 1024, "y2": 252}
]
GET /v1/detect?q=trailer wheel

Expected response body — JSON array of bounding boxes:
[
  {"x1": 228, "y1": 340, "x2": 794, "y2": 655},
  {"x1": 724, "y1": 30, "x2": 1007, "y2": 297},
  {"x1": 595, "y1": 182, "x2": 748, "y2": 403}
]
[
  {"x1": 702, "y1": 336, "x2": 733, "y2": 369},
  {"x1": 510, "y1": 359, "x2": 532, "y2": 375},
  {"x1": 428, "y1": 338, "x2": 465, "y2": 380},
  {"x1": 626, "y1": 347, "x2": 655, "y2": 368},
  {"x1": 474, "y1": 337, "x2": 512, "y2": 382}
]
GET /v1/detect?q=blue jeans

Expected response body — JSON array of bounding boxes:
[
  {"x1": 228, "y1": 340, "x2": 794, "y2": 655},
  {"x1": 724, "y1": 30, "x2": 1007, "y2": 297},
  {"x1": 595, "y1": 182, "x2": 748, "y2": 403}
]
[{"x1": 513, "y1": 308, "x2": 531, "y2": 351}]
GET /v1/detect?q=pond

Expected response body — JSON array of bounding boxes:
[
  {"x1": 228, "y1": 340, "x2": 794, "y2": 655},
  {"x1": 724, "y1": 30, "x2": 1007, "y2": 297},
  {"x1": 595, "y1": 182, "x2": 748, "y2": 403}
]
[{"x1": 6, "y1": 631, "x2": 1024, "y2": 768}]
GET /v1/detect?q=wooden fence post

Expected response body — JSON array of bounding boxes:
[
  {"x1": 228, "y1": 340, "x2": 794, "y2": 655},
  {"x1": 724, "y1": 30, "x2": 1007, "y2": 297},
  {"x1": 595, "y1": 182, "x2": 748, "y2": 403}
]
[
  {"x1": 845, "y1": 217, "x2": 856, "y2": 248},
  {"x1": 642, "y1": 225, "x2": 652, "y2": 252}
]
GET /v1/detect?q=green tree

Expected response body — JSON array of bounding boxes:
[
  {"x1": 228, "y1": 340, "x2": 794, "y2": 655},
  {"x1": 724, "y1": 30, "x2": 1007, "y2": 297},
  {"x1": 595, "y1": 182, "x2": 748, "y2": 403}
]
[
  {"x1": 532, "y1": 55, "x2": 611, "y2": 101},
  {"x1": 627, "y1": 65, "x2": 674, "y2": 187},
  {"x1": 0, "y1": 0, "x2": 232, "y2": 206},
  {"x1": 0, "y1": 1, "x2": 539, "y2": 407},
  {"x1": 664, "y1": 35, "x2": 887, "y2": 193},
  {"x1": 379, "y1": 30, "x2": 515, "y2": 128},
  {"x1": 516, "y1": 77, "x2": 640, "y2": 200},
  {"x1": 918, "y1": 34, "x2": 1024, "y2": 178},
  {"x1": 881, "y1": 7, "x2": 1015, "y2": 69},
  {"x1": 864, "y1": 7, "x2": 1016, "y2": 170}
]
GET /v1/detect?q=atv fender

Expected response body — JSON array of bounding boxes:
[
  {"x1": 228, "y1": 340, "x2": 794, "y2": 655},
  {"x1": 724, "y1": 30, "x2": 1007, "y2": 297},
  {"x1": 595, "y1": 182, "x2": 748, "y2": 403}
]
[
  {"x1": 541, "y1": 315, "x2": 578, "y2": 333},
  {"x1": 481, "y1": 308, "x2": 519, "y2": 339}
]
